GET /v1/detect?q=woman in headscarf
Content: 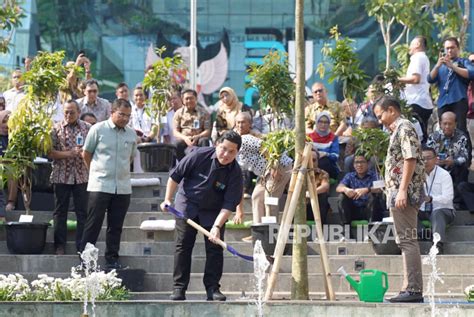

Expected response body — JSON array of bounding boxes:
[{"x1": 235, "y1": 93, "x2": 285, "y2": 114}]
[
  {"x1": 213, "y1": 87, "x2": 252, "y2": 141},
  {"x1": 0, "y1": 110, "x2": 15, "y2": 218},
  {"x1": 307, "y1": 111, "x2": 340, "y2": 179}
]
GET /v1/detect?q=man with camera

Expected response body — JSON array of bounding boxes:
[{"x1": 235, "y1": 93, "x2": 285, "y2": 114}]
[
  {"x1": 419, "y1": 147, "x2": 455, "y2": 254},
  {"x1": 428, "y1": 37, "x2": 474, "y2": 136}
]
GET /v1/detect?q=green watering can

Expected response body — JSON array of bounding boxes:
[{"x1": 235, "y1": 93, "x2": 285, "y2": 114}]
[{"x1": 338, "y1": 266, "x2": 388, "y2": 302}]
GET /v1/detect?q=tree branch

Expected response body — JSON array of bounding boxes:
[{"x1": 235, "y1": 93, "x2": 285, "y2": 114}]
[{"x1": 391, "y1": 25, "x2": 408, "y2": 47}]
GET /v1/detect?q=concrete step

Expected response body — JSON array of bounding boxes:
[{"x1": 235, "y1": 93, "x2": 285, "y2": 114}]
[
  {"x1": 446, "y1": 226, "x2": 474, "y2": 241},
  {"x1": 1, "y1": 254, "x2": 473, "y2": 276}
]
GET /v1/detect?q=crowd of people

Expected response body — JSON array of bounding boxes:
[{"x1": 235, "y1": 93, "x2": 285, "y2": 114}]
[{"x1": 1, "y1": 34, "x2": 474, "y2": 303}]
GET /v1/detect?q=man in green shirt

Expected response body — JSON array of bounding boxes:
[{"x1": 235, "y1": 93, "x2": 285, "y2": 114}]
[{"x1": 80, "y1": 98, "x2": 137, "y2": 269}]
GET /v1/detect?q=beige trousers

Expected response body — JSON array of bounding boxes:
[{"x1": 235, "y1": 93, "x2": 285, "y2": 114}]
[
  {"x1": 251, "y1": 164, "x2": 292, "y2": 224},
  {"x1": 391, "y1": 204, "x2": 423, "y2": 293}
]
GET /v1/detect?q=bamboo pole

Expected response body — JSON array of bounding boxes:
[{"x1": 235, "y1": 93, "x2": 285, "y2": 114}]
[
  {"x1": 306, "y1": 157, "x2": 335, "y2": 300},
  {"x1": 264, "y1": 143, "x2": 312, "y2": 301}
]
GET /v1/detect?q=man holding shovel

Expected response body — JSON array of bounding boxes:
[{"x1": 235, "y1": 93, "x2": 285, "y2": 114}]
[{"x1": 160, "y1": 130, "x2": 243, "y2": 301}]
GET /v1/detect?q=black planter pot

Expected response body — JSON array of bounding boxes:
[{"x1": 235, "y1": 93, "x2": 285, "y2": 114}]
[
  {"x1": 32, "y1": 162, "x2": 53, "y2": 193},
  {"x1": 251, "y1": 223, "x2": 291, "y2": 256},
  {"x1": 368, "y1": 222, "x2": 401, "y2": 255},
  {"x1": 137, "y1": 143, "x2": 176, "y2": 172},
  {"x1": 5, "y1": 222, "x2": 50, "y2": 254}
]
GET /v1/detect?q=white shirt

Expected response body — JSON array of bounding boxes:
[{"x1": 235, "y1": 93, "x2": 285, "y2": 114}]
[
  {"x1": 3, "y1": 88, "x2": 25, "y2": 112},
  {"x1": 238, "y1": 134, "x2": 293, "y2": 176},
  {"x1": 403, "y1": 51, "x2": 433, "y2": 110},
  {"x1": 162, "y1": 109, "x2": 177, "y2": 143},
  {"x1": 130, "y1": 105, "x2": 154, "y2": 135},
  {"x1": 420, "y1": 165, "x2": 454, "y2": 211}
]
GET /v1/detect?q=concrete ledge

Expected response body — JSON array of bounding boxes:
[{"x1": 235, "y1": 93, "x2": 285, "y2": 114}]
[{"x1": 0, "y1": 300, "x2": 471, "y2": 317}]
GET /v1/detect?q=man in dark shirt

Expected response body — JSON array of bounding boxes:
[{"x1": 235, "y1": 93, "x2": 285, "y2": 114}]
[
  {"x1": 160, "y1": 130, "x2": 243, "y2": 302},
  {"x1": 336, "y1": 155, "x2": 383, "y2": 224}
]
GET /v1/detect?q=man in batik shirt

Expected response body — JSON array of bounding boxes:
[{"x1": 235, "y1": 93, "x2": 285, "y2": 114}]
[{"x1": 373, "y1": 96, "x2": 425, "y2": 303}]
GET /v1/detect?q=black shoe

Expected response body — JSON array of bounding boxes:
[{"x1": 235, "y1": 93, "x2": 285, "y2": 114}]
[
  {"x1": 206, "y1": 288, "x2": 226, "y2": 301},
  {"x1": 387, "y1": 291, "x2": 423, "y2": 303},
  {"x1": 170, "y1": 289, "x2": 186, "y2": 301}
]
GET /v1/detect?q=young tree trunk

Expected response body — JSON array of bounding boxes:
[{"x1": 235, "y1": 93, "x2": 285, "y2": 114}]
[{"x1": 291, "y1": 0, "x2": 309, "y2": 300}]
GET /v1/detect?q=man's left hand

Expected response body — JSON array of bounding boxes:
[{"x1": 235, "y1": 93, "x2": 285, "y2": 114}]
[
  {"x1": 209, "y1": 226, "x2": 220, "y2": 244},
  {"x1": 395, "y1": 190, "x2": 408, "y2": 209}
]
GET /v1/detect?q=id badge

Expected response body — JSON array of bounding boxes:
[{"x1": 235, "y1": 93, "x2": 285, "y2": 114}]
[{"x1": 193, "y1": 119, "x2": 200, "y2": 129}]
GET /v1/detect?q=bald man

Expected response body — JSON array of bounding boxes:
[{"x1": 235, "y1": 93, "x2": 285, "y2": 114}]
[
  {"x1": 399, "y1": 36, "x2": 433, "y2": 143},
  {"x1": 426, "y1": 111, "x2": 470, "y2": 187}
]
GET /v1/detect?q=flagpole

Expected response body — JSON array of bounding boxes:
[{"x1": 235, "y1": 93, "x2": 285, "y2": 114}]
[{"x1": 190, "y1": 0, "x2": 197, "y2": 90}]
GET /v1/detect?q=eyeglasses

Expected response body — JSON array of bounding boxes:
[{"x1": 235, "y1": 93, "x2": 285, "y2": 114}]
[
  {"x1": 422, "y1": 156, "x2": 435, "y2": 161},
  {"x1": 354, "y1": 160, "x2": 367, "y2": 165},
  {"x1": 318, "y1": 120, "x2": 330, "y2": 124},
  {"x1": 86, "y1": 89, "x2": 98, "y2": 93},
  {"x1": 117, "y1": 112, "x2": 131, "y2": 118},
  {"x1": 313, "y1": 89, "x2": 324, "y2": 94},
  {"x1": 376, "y1": 110, "x2": 386, "y2": 120},
  {"x1": 64, "y1": 110, "x2": 77, "y2": 115}
]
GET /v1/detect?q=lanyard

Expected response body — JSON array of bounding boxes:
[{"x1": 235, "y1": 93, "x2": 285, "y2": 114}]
[{"x1": 424, "y1": 166, "x2": 438, "y2": 195}]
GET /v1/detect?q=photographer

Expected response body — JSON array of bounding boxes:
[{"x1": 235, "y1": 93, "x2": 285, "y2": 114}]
[{"x1": 419, "y1": 147, "x2": 455, "y2": 254}]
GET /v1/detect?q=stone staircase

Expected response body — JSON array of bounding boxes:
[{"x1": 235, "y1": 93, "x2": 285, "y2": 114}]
[{"x1": 1, "y1": 171, "x2": 474, "y2": 301}]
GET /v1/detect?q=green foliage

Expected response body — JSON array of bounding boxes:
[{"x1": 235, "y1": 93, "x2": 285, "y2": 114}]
[
  {"x1": 247, "y1": 51, "x2": 295, "y2": 123},
  {"x1": 1, "y1": 51, "x2": 69, "y2": 213},
  {"x1": 0, "y1": 0, "x2": 24, "y2": 53},
  {"x1": 317, "y1": 25, "x2": 368, "y2": 101},
  {"x1": 260, "y1": 129, "x2": 296, "y2": 171},
  {"x1": 353, "y1": 127, "x2": 390, "y2": 176},
  {"x1": 371, "y1": 67, "x2": 413, "y2": 120},
  {"x1": 393, "y1": 44, "x2": 410, "y2": 74},
  {"x1": 142, "y1": 46, "x2": 187, "y2": 121}
]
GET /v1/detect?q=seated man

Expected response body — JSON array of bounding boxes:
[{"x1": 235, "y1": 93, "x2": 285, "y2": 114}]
[
  {"x1": 336, "y1": 154, "x2": 384, "y2": 224},
  {"x1": 173, "y1": 89, "x2": 211, "y2": 160},
  {"x1": 419, "y1": 147, "x2": 455, "y2": 254},
  {"x1": 426, "y1": 111, "x2": 470, "y2": 187}
]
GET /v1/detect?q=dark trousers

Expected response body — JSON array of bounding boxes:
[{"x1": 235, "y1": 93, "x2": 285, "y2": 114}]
[
  {"x1": 175, "y1": 137, "x2": 210, "y2": 161},
  {"x1": 458, "y1": 181, "x2": 474, "y2": 212},
  {"x1": 339, "y1": 194, "x2": 371, "y2": 224},
  {"x1": 410, "y1": 104, "x2": 433, "y2": 144},
  {"x1": 418, "y1": 208, "x2": 455, "y2": 243},
  {"x1": 242, "y1": 170, "x2": 257, "y2": 195},
  {"x1": 53, "y1": 183, "x2": 88, "y2": 251},
  {"x1": 318, "y1": 156, "x2": 339, "y2": 179},
  {"x1": 80, "y1": 192, "x2": 130, "y2": 264},
  {"x1": 306, "y1": 193, "x2": 330, "y2": 224},
  {"x1": 173, "y1": 217, "x2": 224, "y2": 291},
  {"x1": 438, "y1": 99, "x2": 469, "y2": 137}
]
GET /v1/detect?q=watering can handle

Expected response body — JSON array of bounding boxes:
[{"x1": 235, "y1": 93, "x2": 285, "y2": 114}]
[{"x1": 382, "y1": 271, "x2": 388, "y2": 291}]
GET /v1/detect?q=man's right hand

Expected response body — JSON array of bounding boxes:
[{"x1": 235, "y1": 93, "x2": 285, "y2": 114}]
[
  {"x1": 160, "y1": 200, "x2": 172, "y2": 212},
  {"x1": 344, "y1": 188, "x2": 356, "y2": 199}
]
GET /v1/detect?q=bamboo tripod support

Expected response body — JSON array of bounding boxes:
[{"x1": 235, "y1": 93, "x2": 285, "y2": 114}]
[
  {"x1": 264, "y1": 143, "x2": 335, "y2": 301},
  {"x1": 307, "y1": 156, "x2": 335, "y2": 300}
]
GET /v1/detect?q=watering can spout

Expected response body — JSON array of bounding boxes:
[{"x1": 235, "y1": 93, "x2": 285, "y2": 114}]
[{"x1": 337, "y1": 266, "x2": 360, "y2": 292}]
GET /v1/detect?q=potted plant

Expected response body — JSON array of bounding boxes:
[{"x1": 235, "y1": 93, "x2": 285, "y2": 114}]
[
  {"x1": 140, "y1": 46, "x2": 187, "y2": 172},
  {"x1": 247, "y1": 52, "x2": 297, "y2": 248},
  {"x1": 1, "y1": 51, "x2": 69, "y2": 254}
]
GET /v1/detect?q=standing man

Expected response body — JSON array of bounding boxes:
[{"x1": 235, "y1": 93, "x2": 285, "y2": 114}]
[
  {"x1": 3, "y1": 69, "x2": 25, "y2": 113},
  {"x1": 115, "y1": 82, "x2": 130, "y2": 101},
  {"x1": 48, "y1": 100, "x2": 91, "y2": 255},
  {"x1": 373, "y1": 96, "x2": 425, "y2": 303},
  {"x1": 76, "y1": 79, "x2": 112, "y2": 122},
  {"x1": 173, "y1": 89, "x2": 211, "y2": 160},
  {"x1": 399, "y1": 36, "x2": 433, "y2": 143},
  {"x1": 428, "y1": 37, "x2": 474, "y2": 136},
  {"x1": 160, "y1": 130, "x2": 243, "y2": 302},
  {"x1": 80, "y1": 99, "x2": 137, "y2": 269}
]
